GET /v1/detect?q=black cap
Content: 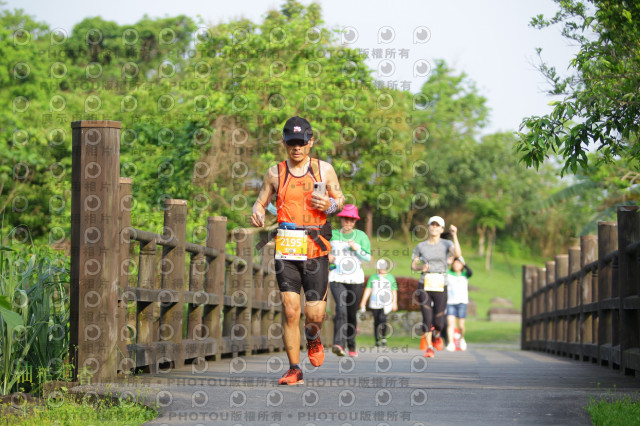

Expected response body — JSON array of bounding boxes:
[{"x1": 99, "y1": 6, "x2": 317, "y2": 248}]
[{"x1": 282, "y1": 116, "x2": 313, "y2": 142}]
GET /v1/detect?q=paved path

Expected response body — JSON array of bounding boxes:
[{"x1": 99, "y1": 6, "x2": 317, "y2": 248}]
[{"x1": 78, "y1": 343, "x2": 640, "y2": 425}]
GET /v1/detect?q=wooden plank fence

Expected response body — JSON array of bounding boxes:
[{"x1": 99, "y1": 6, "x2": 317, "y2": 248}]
[
  {"x1": 522, "y1": 206, "x2": 640, "y2": 376},
  {"x1": 69, "y1": 120, "x2": 328, "y2": 381}
]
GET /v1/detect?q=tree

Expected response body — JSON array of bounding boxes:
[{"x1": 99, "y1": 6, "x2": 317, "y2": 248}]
[
  {"x1": 0, "y1": 9, "x2": 54, "y2": 236},
  {"x1": 1, "y1": 0, "x2": 586, "y2": 261},
  {"x1": 518, "y1": 0, "x2": 640, "y2": 174},
  {"x1": 386, "y1": 61, "x2": 489, "y2": 245},
  {"x1": 192, "y1": 0, "x2": 382, "y2": 233},
  {"x1": 467, "y1": 197, "x2": 506, "y2": 270},
  {"x1": 466, "y1": 133, "x2": 519, "y2": 269}
]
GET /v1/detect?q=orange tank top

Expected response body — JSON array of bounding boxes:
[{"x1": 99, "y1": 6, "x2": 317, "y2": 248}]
[{"x1": 276, "y1": 158, "x2": 329, "y2": 258}]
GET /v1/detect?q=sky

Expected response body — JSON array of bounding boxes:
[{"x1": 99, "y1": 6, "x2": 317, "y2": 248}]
[{"x1": 5, "y1": 0, "x2": 577, "y2": 135}]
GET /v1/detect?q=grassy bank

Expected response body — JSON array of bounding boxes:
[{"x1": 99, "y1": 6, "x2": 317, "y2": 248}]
[
  {"x1": 356, "y1": 319, "x2": 521, "y2": 349},
  {"x1": 0, "y1": 393, "x2": 157, "y2": 426}
]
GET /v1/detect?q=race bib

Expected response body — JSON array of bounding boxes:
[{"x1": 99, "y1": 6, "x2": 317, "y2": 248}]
[
  {"x1": 423, "y1": 273, "x2": 445, "y2": 291},
  {"x1": 275, "y1": 229, "x2": 307, "y2": 261}
]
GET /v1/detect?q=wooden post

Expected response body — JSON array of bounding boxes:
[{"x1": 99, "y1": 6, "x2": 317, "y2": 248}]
[
  {"x1": 234, "y1": 229, "x2": 254, "y2": 354},
  {"x1": 617, "y1": 206, "x2": 640, "y2": 375},
  {"x1": 521, "y1": 265, "x2": 536, "y2": 350},
  {"x1": 251, "y1": 239, "x2": 265, "y2": 353},
  {"x1": 530, "y1": 265, "x2": 539, "y2": 344},
  {"x1": 531, "y1": 266, "x2": 539, "y2": 319},
  {"x1": 136, "y1": 238, "x2": 157, "y2": 372},
  {"x1": 546, "y1": 261, "x2": 556, "y2": 350},
  {"x1": 598, "y1": 221, "x2": 617, "y2": 366},
  {"x1": 70, "y1": 120, "x2": 121, "y2": 381},
  {"x1": 529, "y1": 266, "x2": 538, "y2": 344},
  {"x1": 581, "y1": 236, "x2": 598, "y2": 306},
  {"x1": 555, "y1": 254, "x2": 569, "y2": 352},
  {"x1": 538, "y1": 267, "x2": 547, "y2": 343},
  {"x1": 579, "y1": 236, "x2": 597, "y2": 361},
  {"x1": 159, "y1": 199, "x2": 187, "y2": 368},
  {"x1": 568, "y1": 247, "x2": 581, "y2": 308},
  {"x1": 204, "y1": 216, "x2": 227, "y2": 359},
  {"x1": 187, "y1": 251, "x2": 205, "y2": 340},
  {"x1": 250, "y1": 242, "x2": 271, "y2": 352},
  {"x1": 261, "y1": 242, "x2": 278, "y2": 351},
  {"x1": 117, "y1": 177, "x2": 133, "y2": 374},
  {"x1": 568, "y1": 246, "x2": 581, "y2": 349}
]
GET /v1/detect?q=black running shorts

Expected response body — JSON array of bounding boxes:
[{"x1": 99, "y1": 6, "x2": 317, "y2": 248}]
[{"x1": 275, "y1": 255, "x2": 329, "y2": 302}]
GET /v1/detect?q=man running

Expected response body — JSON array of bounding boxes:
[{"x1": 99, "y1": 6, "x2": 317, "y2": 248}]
[{"x1": 251, "y1": 116, "x2": 344, "y2": 385}]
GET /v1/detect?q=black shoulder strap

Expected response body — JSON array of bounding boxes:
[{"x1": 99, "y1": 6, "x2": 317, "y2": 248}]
[{"x1": 256, "y1": 229, "x2": 278, "y2": 252}]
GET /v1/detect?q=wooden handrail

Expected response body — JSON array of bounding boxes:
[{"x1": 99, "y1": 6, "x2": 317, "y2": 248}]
[
  {"x1": 70, "y1": 120, "x2": 285, "y2": 381},
  {"x1": 521, "y1": 208, "x2": 640, "y2": 377},
  {"x1": 126, "y1": 227, "x2": 270, "y2": 273}
]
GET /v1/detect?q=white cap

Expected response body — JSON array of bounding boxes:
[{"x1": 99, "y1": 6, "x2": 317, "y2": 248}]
[
  {"x1": 376, "y1": 259, "x2": 388, "y2": 270},
  {"x1": 428, "y1": 216, "x2": 445, "y2": 228}
]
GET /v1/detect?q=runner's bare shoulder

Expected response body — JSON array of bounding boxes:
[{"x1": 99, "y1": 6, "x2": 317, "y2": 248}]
[
  {"x1": 318, "y1": 159, "x2": 337, "y2": 176},
  {"x1": 264, "y1": 163, "x2": 279, "y2": 183}
]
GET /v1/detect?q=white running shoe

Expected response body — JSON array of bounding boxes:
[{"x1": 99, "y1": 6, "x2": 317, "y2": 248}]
[
  {"x1": 446, "y1": 342, "x2": 456, "y2": 352},
  {"x1": 459, "y1": 338, "x2": 467, "y2": 351}
]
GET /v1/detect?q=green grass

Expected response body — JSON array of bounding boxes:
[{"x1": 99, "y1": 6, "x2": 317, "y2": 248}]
[
  {"x1": 355, "y1": 319, "x2": 520, "y2": 348},
  {"x1": 353, "y1": 333, "x2": 413, "y2": 349},
  {"x1": 0, "y1": 394, "x2": 157, "y2": 426},
  {"x1": 587, "y1": 395, "x2": 640, "y2": 425},
  {"x1": 463, "y1": 320, "x2": 520, "y2": 343}
]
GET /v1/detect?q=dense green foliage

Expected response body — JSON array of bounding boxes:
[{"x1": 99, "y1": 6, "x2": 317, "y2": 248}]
[
  {"x1": 519, "y1": 0, "x2": 640, "y2": 174},
  {"x1": 0, "y1": 0, "x2": 627, "y2": 262}
]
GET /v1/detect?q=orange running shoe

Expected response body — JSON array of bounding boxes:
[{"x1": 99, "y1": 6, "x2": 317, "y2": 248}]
[
  {"x1": 424, "y1": 347, "x2": 435, "y2": 358},
  {"x1": 432, "y1": 334, "x2": 444, "y2": 352},
  {"x1": 307, "y1": 337, "x2": 325, "y2": 367},
  {"x1": 278, "y1": 368, "x2": 304, "y2": 385},
  {"x1": 420, "y1": 335, "x2": 427, "y2": 351}
]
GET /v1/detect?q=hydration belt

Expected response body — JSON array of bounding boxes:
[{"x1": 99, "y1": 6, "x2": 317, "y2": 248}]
[{"x1": 256, "y1": 221, "x2": 332, "y2": 252}]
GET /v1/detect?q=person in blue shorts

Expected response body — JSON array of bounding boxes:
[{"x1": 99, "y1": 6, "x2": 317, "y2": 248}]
[{"x1": 446, "y1": 256, "x2": 472, "y2": 351}]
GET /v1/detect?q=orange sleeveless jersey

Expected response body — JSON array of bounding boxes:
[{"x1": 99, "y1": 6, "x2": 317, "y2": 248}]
[{"x1": 276, "y1": 158, "x2": 330, "y2": 258}]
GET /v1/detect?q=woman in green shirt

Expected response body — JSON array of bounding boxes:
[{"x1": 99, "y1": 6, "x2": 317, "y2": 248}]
[{"x1": 328, "y1": 204, "x2": 371, "y2": 357}]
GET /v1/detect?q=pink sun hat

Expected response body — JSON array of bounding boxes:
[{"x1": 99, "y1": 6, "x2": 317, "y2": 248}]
[{"x1": 337, "y1": 204, "x2": 360, "y2": 220}]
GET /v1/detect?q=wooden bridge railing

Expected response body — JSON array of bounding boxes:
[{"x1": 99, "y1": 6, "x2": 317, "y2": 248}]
[
  {"x1": 70, "y1": 120, "x2": 292, "y2": 381},
  {"x1": 522, "y1": 206, "x2": 640, "y2": 376}
]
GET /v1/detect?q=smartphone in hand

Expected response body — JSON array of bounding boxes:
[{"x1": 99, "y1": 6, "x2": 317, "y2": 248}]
[{"x1": 313, "y1": 182, "x2": 326, "y2": 196}]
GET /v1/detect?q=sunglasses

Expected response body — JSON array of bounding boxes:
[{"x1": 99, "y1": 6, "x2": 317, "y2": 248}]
[{"x1": 285, "y1": 139, "x2": 309, "y2": 147}]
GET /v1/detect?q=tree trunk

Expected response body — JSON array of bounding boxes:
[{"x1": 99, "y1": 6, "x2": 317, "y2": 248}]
[
  {"x1": 485, "y1": 226, "x2": 496, "y2": 271},
  {"x1": 477, "y1": 225, "x2": 486, "y2": 256},
  {"x1": 362, "y1": 203, "x2": 373, "y2": 239},
  {"x1": 400, "y1": 210, "x2": 416, "y2": 246}
]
